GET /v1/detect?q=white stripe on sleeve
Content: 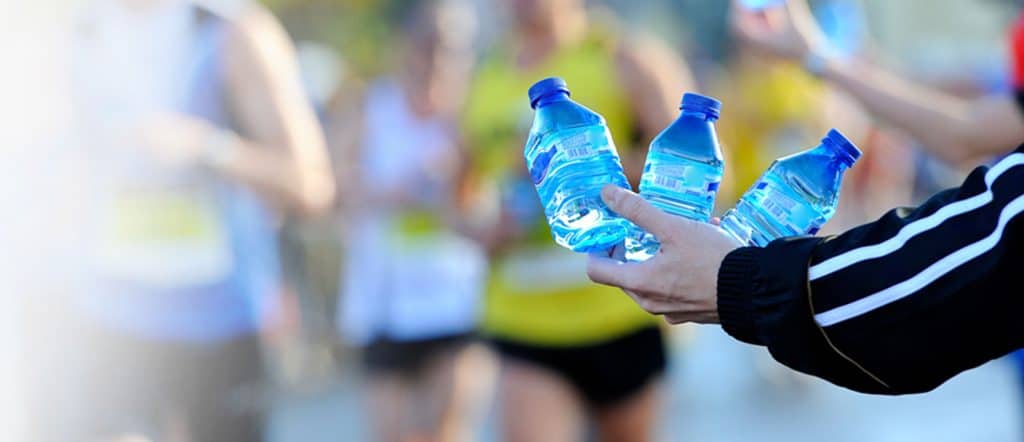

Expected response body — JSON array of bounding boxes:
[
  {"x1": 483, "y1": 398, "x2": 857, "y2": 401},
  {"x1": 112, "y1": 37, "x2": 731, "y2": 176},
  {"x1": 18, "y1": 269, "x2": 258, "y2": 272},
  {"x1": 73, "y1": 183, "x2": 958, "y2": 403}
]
[
  {"x1": 815, "y1": 193, "x2": 1024, "y2": 327},
  {"x1": 809, "y1": 154, "x2": 1024, "y2": 281}
]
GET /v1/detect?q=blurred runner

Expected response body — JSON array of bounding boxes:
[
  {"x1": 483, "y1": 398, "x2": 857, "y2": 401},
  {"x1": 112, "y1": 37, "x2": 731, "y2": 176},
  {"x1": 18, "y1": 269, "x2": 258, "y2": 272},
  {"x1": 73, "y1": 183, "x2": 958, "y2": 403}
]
[
  {"x1": 335, "y1": 1, "x2": 494, "y2": 441},
  {"x1": 461, "y1": 0, "x2": 695, "y2": 439},
  {"x1": 29, "y1": 0, "x2": 334, "y2": 440},
  {"x1": 732, "y1": 0, "x2": 1024, "y2": 165}
]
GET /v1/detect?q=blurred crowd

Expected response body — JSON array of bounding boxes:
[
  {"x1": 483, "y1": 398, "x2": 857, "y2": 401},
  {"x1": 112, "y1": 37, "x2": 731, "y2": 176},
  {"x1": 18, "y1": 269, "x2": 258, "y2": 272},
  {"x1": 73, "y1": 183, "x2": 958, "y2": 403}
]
[{"x1": 6, "y1": 0, "x2": 1024, "y2": 441}]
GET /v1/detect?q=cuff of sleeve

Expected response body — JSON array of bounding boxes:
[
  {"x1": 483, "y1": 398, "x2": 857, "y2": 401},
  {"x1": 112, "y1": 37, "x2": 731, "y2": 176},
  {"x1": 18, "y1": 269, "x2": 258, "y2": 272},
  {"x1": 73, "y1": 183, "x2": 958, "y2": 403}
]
[{"x1": 717, "y1": 247, "x2": 764, "y2": 346}]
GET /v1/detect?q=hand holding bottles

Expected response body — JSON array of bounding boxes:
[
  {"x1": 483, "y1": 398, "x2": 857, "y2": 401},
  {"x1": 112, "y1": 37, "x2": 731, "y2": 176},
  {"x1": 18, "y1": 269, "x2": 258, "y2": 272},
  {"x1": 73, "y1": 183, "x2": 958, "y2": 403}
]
[
  {"x1": 524, "y1": 78, "x2": 860, "y2": 257},
  {"x1": 587, "y1": 185, "x2": 741, "y2": 324}
]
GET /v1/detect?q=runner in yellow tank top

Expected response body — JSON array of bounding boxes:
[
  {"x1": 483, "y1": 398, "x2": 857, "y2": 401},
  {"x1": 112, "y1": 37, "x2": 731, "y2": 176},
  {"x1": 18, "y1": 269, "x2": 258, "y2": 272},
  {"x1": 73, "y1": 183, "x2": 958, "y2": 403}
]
[
  {"x1": 465, "y1": 27, "x2": 652, "y2": 346},
  {"x1": 461, "y1": 1, "x2": 695, "y2": 439}
]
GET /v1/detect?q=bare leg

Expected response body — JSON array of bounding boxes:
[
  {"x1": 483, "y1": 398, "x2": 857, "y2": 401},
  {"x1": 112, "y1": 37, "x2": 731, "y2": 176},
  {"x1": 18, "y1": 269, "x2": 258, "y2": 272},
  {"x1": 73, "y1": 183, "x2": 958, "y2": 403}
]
[
  {"x1": 419, "y1": 343, "x2": 496, "y2": 442},
  {"x1": 498, "y1": 358, "x2": 584, "y2": 442},
  {"x1": 409, "y1": 352, "x2": 457, "y2": 442},
  {"x1": 368, "y1": 375, "x2": 410, "y2": 442},
  {"x1": 594, "y1": 379, "x2": 662, "y2": 442},
  {"x1": 399, "y1": 343, "x2": 497, "y2": 442}
]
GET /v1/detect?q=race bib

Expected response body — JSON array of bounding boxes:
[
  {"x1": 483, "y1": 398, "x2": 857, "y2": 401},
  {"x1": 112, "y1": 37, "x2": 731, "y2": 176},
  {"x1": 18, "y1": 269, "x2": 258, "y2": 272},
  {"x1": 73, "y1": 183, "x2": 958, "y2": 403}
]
[
  {"x1": 92, "y1": 185, "x2": 233, "y2": 287},
  {"x1": 497, "y1": 246, "x2": 591, "y2": 293},
  {"x1": 388, "y1": 234, "x2": 486, "y2": 339}
]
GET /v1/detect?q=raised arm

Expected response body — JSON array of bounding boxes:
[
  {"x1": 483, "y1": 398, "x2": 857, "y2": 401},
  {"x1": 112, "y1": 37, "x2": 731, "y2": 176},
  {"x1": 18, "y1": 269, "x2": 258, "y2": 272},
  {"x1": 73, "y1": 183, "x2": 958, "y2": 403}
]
[
  {"x1": 218, "y1": 5, "x2": 336, "y2": 215},
  {"x1": 732, "y1": 0, "x2": 1024, "y2": 165}
]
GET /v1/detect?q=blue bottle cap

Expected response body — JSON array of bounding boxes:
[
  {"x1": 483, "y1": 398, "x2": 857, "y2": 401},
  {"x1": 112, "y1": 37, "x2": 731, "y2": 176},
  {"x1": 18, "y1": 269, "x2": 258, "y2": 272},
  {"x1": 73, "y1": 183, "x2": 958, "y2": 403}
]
[
  {"x1": 528, "y1": 77, "x2": 571, "y2": 110},
  {"x1": 680, "y1": 93, "x2": 722, "y2": 119},
  {"x1": 822, "y1": 128, "x2": 862, "y2": 164}
]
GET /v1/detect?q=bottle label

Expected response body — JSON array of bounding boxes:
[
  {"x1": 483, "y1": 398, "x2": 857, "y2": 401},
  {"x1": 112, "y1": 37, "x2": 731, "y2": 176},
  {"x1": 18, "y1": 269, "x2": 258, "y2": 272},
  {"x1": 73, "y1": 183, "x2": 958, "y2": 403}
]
[
  {"x1": 561, "y1": 131, "x2": 597, "y2": 159},
  {"x1": 643, "y1": 163, "x2": 722, "y2": 197},
  {"x1": 528, "y1": 126, "x2": 611, "y2": 185},
  {"x1": 757, "y1": 182, "x2": 799, "y2": 222},
  {"x1": 651, "y1": 164, "x2": 688, "y2": 192},
  {"x1": 751, "y1": 180, "x2": 823, "y2": 236}
]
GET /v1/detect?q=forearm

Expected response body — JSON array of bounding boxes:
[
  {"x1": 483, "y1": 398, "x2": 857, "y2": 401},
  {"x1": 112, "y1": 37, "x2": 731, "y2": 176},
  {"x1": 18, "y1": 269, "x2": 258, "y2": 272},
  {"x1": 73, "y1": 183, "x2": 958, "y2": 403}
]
[
  {"x1": 717, "y1": 240, "x2": 892, "y2": 393},
  {"x1": 818, "y1": 56, "x2": 1016, "y2": 164},
  {"x1": 719, "y1": 147, "x2": 1024, "y2": 394},
  {"x1": 820, "y1": 58, "x2": 970, "y2": 161},
  {"x1": 207, "y1": 131, "x2": 335, "y2": 216},
  {"x1": 217, "y1": 5, "x2": 337, "y2": 217}
]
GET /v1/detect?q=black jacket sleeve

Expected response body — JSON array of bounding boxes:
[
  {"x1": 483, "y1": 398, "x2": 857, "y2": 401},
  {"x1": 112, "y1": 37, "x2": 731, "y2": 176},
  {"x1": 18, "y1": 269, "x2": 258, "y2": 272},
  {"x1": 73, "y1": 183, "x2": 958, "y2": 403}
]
[{"x1": 717, "y1": 145, "x2": 1024, "y2": 395}]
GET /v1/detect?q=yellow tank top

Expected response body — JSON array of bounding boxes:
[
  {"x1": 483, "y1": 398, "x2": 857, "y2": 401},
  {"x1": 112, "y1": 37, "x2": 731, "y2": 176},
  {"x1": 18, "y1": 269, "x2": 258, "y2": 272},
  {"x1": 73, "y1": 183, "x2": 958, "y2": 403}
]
[
  {"x1": 462, "y1": 29, "x2": 657, "y2": 346},
  {"x1": 713, "y1": 62, "x2": 827, "y2": 203}
]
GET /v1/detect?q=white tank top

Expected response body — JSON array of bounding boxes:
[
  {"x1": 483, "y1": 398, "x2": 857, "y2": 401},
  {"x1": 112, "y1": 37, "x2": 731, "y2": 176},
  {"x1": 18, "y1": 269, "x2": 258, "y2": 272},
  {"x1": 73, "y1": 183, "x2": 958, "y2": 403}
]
[
  {"x1": 74, "y1": 0, "x2": 234, "y2": 288},
  {"x1": 70, "y1": 0, "x2": 279, "y2": 342},
  {"x1": 339, "y1": 79, "x2": 486, "y2": 345}
]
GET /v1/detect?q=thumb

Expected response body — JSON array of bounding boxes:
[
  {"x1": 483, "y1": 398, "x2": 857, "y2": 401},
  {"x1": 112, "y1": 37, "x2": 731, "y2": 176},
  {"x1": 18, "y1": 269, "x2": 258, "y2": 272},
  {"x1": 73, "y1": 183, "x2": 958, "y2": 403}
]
[{"x1": 600, "y1": 185, "x2": 675, "y2": 240}]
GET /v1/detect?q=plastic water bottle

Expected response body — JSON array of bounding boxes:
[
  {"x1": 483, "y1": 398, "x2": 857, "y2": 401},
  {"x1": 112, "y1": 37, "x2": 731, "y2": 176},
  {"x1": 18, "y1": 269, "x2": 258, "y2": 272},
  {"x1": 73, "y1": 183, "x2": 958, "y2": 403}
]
[
  {"x1": 720, "y1": 129, "x2": 861, "y2": 247},
  {"x1": 524, "y1": 77, "x2": 633, "y2": 253},
  {"x1": 626, "y1": 93, "x2": 724, "y2": 262}
]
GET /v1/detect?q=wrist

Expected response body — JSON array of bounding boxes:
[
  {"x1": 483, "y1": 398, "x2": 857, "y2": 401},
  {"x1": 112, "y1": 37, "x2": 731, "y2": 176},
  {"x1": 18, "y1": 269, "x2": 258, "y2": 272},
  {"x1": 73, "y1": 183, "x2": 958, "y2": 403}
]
[
  {"x1": 202, "y1": 128, "x2": 242, "y2": 170},
  {"x1": 717, "y1": 247, "x2": 764, "y2": 345},
  {"x1": 802, "y1": 47, "x2": 843, "y2": 79}
]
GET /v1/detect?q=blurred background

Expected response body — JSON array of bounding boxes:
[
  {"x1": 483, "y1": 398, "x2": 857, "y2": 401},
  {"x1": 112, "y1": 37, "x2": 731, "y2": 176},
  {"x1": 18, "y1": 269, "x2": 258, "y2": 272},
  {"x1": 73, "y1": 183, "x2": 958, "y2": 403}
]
[{"x1": 2, "y1": 0, "x2": 1024, "y2": 441}]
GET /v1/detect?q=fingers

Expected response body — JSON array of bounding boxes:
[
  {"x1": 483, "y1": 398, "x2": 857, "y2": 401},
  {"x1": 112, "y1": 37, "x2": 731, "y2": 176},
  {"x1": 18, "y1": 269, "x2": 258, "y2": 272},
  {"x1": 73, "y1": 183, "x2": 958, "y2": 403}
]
[
  {"x1": 600, "y1": 185, "x2": 675, "y2": 239},
  {"x1": 664, "y1": 314, "x2": 690, "y2": 325},
  {"x1": 625, "y1": 290, "x2": 678, "y2": 316},
  {"x1": 730, "y1": 1, "x2": 784, "y2": 56},
  {"x1": 730, "y1": 0, "x2": 761, "y2": 37},
  {"x1": 586, "y1": 254, "x2": 646, "y2": 291}
]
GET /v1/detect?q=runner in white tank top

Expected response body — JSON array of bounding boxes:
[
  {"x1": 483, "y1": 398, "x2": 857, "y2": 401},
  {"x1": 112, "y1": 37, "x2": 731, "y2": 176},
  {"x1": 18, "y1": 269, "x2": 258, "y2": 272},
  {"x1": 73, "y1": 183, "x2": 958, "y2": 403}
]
[
  {"x1": 338, "y1": 77, "x2": 486, "y2": 346},
  {"x1": 28, "y1": 1, "x2": 333, "y2": 440},
  {"x1": 333, "y1": 2, "x2": 495, "y2": 441}
]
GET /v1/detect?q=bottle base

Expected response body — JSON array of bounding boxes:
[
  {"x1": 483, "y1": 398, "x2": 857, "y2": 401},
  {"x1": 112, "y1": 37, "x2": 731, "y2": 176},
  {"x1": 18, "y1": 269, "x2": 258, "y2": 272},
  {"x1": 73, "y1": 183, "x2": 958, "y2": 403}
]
[
  {"x1": 561, "y1": 223, "x2": 629, "y2": 254},
  {"x1": 719, "y1": 212, "x2": 756, "y2": 247},
  {"x1": 624, "y1": 230, "x2": 659, "y2": 262}
]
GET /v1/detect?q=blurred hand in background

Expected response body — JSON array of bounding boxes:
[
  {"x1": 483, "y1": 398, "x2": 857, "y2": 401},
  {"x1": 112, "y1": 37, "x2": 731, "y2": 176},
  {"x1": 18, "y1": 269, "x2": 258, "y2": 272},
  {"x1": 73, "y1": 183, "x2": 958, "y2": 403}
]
[
  {"x1": 731, "y1": 0, "x2": 826, "y2": 60},
  {"x1": 129, "y1": 112, "x2": 222, "y2": 168}
]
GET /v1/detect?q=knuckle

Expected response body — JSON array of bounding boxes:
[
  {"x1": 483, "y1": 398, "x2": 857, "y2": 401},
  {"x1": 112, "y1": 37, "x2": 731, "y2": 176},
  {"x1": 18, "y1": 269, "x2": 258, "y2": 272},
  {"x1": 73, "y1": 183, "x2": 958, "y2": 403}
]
[
  {"x1": 620, "y1": 196, "x2": 644, "y2": 219},
  {"x1": 657, "y1": 227, "x2": 678, "y2": 244},
  {"x1": 623, "y1": 195, "x2": 650, "y2": 219}
]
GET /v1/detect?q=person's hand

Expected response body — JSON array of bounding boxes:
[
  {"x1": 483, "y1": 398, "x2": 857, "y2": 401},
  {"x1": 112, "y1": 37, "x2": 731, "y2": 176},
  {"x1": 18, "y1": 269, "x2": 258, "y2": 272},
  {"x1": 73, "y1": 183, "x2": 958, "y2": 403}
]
[
  {"x1": 130, "y1": 113, "x2": 224, "y2": 168},
  {"x1": 587, "y1": 185, "x2": 741, "y2": 324},
  {"x1": 731, "y1": 0, "x2": 827, "y2": 61}
]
